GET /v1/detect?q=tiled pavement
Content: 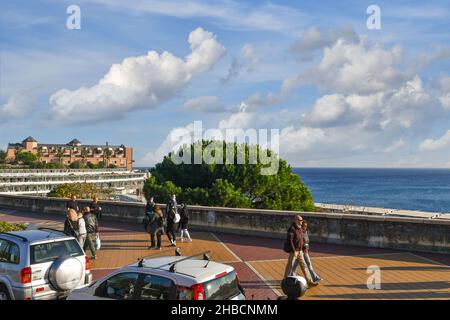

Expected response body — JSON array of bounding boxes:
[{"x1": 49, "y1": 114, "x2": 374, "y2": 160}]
[{"x1": 1, "y1": 208, "x2": 449, "y2": 300}]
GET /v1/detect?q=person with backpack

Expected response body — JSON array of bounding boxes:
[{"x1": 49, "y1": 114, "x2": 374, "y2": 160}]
[
  {"x1": 179, "y1": 203, "x2": 192, "y2": 242},
  {"x1": 283, "y1": 215, "x2": 318, "y2": 288},
  {"x1": 147, "y1": 205, "x2": 164, "y2": 250},
  {"x1": 83, "y1": 206, "x2": 99, "y2": 260}
]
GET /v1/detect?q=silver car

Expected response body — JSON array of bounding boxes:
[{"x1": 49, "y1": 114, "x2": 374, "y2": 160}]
[
  {"x1": 68, "y1": 250, "x2": 246, "y2": 300},
  {"x1": 0, "y1": 228, "x2": 92, "y2": 300}
]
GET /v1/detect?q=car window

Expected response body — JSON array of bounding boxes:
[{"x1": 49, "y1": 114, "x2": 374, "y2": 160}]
[
  {"x1": 203, "y1": 271, "x2": 240, "y2": 300},
  {"x1": 100, "y1": 273, "x2": 139, "y2": 300},
  {"x1": 138, "y1": 274, "x2": 174, "y2": 300},
  {"x1": 0, "y1": 239, "x2": 20, "y2": 264},
  {"x1": 30, "y1": 239, "x2": 83, "y2": 264}
]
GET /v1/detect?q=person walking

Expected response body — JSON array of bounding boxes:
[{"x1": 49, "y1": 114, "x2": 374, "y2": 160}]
[
  {"x1": 299, "y1": 220, "x2": 321, "y2": 282},
  {"x1": 165, "y1": 194, "x2": 178, "y2": 247},
  {"x1": 179, "y1": 203, "x2": 192, "y2": 242},
  {"x1": 89, "y1": 196, "x2": 102, "y2": 220},
  {"x1": 283, "y1": 215, "x2": 318, "y2": 288},
  {"x1": 147, "y1": 205, "x2": 164, "y2": 250},
  {"x1": 83, "y1": 206, "x2": 99, "y2": 260},
  {"x1": 77, "y1": 211, "x2": 87, "y2": 248}
]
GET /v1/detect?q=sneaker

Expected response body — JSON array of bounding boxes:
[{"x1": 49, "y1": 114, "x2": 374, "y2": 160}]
[
  {"x1": 180, "y1": 238, "x2": 184, "y2": 242},
  {"x1": 307, "y1": 282, "x2": 319, "y2": 289},
  {"x1": 169, "y1": 243, "x2": 176, "y2": 247},
  {"x1": 91, "y1": 256, "x2": 97, "y2": 260}
]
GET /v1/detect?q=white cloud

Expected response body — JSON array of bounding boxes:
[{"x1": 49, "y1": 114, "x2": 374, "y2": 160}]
[
  {"x1": 218, "y1": 103, "x2": 270, "y2": 130},
  {"x1": 222, "y1": 44, "x2": 259, "y2": 84},
  {"x1": 284, "y1": 38, "x2": 406, "y2": 95},
  {"x1": 49, "y1": 27, "x2": 225, "y2": 123},
  {"x1": 382, "y1": 139, "x2": 405, "y2": 153},
  {"x1": 0, "y1": 93, "x2": 35, "y2": 121},
  {"x1": 289, "y1": 26, "x2": 358, "y2": 61},
  {"x1": 420, "y1": 130, "x2": 450, "y2": 151},
  {"x1": 182, "y1": 96, "x2": 226, "y2": 113}
]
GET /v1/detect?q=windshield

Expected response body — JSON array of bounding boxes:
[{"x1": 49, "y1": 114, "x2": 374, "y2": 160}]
[
  {"x1": 203, "y1": 271, "x2": 241, "y2": 300},
  {"x1": 30, "y1": 239, "x2": 83, "y2": 264}
]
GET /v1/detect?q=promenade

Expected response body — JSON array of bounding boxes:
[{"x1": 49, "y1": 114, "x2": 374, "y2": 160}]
[{"x1": 1, "y1": 208, "x2": 449, "y2": 300}]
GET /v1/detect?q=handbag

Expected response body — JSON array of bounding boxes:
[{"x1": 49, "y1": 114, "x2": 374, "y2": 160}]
[
  {"x1": 283, "y1": 240, "x2": 292, "y2": 253},
  {"x1": 95, "y1": 234, "x2": 101, "y2": 250}
]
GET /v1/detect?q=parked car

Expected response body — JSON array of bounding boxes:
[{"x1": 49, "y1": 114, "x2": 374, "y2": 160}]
[
  {"x1": 0, "y1": 228, "x2": 92, "y2": 300},
  {"x1": 68, "y1": 250, "x2": 245, "y2": 300}
]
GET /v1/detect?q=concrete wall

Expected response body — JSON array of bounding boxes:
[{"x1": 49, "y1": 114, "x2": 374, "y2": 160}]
[{"x1": 0, "y1": 194, "x2": 448, "y2": 254}]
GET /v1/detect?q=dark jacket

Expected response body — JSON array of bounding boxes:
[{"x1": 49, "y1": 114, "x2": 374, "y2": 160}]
[
  {"x1": 145, "y1": 201, "x2": 155, "y2": 214},
  {"x1": 90, "y1": 201, "x2": 102, "y2": 219},
  {"x1": 83, "y1": 212, "x2": 98, "y2": 234},
  {"x1": 179, "y1": 207, "x2": 189, "y2": 229},
  {"x1": 147, "y1": 212, "x2": 164, "y2": 234},
  {"x1": 287, "y1": 222, "x2": 304, "y2": 253},
  {"x1": 66, "y1": 200, "x2": 79, "y2": 211}
]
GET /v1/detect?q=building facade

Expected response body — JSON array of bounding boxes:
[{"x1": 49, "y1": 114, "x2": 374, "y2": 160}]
[{"x1": 6, "y1": 137, "x2": 134, "y2": 170}]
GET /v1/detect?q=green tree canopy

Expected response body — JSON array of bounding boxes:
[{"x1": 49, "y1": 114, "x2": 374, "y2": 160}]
[
  {"x1": 144, "y1": 140, "x2": 315, "y2": 211},
  {"x1": 0, "y1": 149, "x2": 6, "y2": 164},
  {"x1": 15, "y1": 151, "x2": 37, "y2": 165}
]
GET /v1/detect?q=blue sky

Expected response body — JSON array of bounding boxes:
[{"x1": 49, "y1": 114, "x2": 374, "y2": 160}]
[{"x1": 1, "y1": 0, "x2": 449, "y2": 167}]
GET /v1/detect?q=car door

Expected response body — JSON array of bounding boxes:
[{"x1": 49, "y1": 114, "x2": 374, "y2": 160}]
[
  {"x1": 93, "y1": 272, "x2": 140, "y2": 300},
  {"x1": 0, "y1": 239, "x2": 21, "y2": 285},
  {"x1": 135, "y1": 273, "x2": 176, "y2": 300}
]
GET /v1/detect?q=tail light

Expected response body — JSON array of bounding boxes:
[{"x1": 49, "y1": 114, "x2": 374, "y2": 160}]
[
  {"x1": 191, "y1": 283, "x2": 205, "y2": 300},
  {"x1": 20, "y1": 267, "x2": 32, "y2": 283},
  {"x1": 85, "y1": 256, "x2": 91, "y2": 270}
]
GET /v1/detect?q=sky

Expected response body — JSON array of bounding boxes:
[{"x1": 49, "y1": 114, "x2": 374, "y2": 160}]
[{"x1": 0, "y1": 0, "x2": 449, "y2": 168}]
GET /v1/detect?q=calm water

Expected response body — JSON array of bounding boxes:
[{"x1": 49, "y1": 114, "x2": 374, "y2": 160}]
[{"x1": 294, "y1": 168, "x2": 450, "y2": 213}]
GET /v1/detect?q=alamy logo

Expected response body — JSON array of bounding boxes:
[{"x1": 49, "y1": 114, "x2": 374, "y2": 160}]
[
  {"x1": 366, "y1": 265, "x2": 381, "y2": 290},
  {"x1": 367, "y1": 5, "x2": 381, "y2": 30},
  {"x1": 168, "y1": 121, "x2": 280, "y2": 176},
  {"x1": 66, "y1": 5, "x2": 81, "y2": 30}
]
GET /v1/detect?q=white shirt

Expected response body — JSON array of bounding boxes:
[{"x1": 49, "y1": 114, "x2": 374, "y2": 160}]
[{"x1": 78, "y1": 217, "x2": 87, "y2": 235}]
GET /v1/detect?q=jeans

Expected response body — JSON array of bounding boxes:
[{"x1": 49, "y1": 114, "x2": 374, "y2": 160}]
[
  {"x1": 304, "y1": 252, "x2": 321, "y2": 282},
  {"x1": 180, "y1": 229, "x2": 192, "y2": 241},
  {"x1": 77, "y1": 234, "x2": 87, "y2": 248},
  {"x1": 84, "y1": 233, "x2": 97, "y2": 257},
  {"x1": 284, "y1": 250, "x2": 314, "y2": 284},
  {"x1": 150, "y1": 230, "x2": 162, "y2": 248}
]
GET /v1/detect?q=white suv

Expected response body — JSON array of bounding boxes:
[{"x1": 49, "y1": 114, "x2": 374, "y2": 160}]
[
  {"x1": 68, "y1": 250, "x2": 246, "y2": 300},
  {"x1": 0, "y1": 228, "x2": 92, "y2": 300}
]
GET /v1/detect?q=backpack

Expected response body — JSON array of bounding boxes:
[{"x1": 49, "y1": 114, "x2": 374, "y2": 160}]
[{"x1": 282, "y1": 240, "x2": 292, "y2": 253}]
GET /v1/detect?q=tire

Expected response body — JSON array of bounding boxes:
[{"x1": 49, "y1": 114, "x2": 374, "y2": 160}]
[
  {"x1": 48, "y1": 257, "x2": 84, "y2": 292},
  {"x1": 0, "y1": 284, "x2": 11, "y2": 300}
]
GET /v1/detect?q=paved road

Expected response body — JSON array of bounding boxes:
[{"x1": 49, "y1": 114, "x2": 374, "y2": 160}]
[{"x1": 1, "y1": 208, "x2": 450, "y2": 300}]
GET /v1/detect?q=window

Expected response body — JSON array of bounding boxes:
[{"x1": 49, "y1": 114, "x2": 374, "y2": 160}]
[
  {"x1": 30, "y1": 239, "x2": 83, "y2": 264},
  {"x1": 138, "y1": 274, "x2": 174, "y2": 300},
  {"x1": 203, "y1": 271, "x2": 241, "y2": 300},
  {"x1": 96, "y1": 273, "x2": 139, "y2": 300},
  {"x1": 0, "y1": 239, "x2": 20, "y2": 264}
]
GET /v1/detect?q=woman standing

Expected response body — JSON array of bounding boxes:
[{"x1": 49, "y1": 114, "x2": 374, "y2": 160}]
[
  {"x1": 147, "y1": 205, "x2": 164, "y2": 250},
  {"x1": 77, "y1": 211, "x2": 87, "y2": 248},
  {"x1": 179, "y1": 203, "x2": 192, "y2": 242}
]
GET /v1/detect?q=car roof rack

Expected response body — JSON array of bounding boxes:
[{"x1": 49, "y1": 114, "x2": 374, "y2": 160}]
[
  {"x1": 159, "y1": 251, "x2": 211, "y2": 273},
  {"x1": 0, "y1": 232, "x2": 28, "y2": 242},
  {"x1": 137, "y1": 248, "x2": 182, "y2": 267}
]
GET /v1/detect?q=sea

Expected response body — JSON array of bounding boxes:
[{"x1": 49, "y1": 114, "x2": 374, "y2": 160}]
[{"x1": 294, "y1": 168, "x2": 450, "y2": 214}]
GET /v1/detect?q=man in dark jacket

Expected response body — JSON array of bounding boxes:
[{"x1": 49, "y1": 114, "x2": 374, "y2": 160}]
[
  {"x1": 283, "y1": 215, "x2": 317, "y2": 287},
  {"x1": 83, "y1": 207, "x2": 99, "y2": 259},
  {"x1": 89, "y1": 196, "x2": 102, "y2": 220},
  {"x1": 66, "y1": 195, "x2": 79, "y2": 212}
]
